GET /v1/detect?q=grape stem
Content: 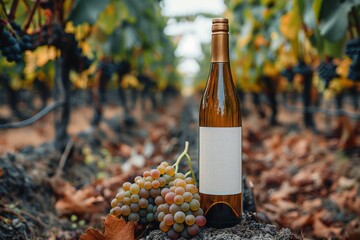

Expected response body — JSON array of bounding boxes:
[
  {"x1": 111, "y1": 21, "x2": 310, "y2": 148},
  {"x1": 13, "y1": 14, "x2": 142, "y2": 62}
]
[{"x1": 172, "y1": 141, "x2": 197, "y2": 186}]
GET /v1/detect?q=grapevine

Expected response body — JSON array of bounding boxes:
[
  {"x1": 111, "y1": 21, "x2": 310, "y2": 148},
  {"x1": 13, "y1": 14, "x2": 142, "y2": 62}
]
[{"x1": 109, "y1": 142, "x2": 205, "y2": 239}]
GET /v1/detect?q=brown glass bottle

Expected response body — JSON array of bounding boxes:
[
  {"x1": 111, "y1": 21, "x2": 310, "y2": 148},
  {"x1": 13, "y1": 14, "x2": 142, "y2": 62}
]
[{"x1": 199, "y1": 18, "x2": 242, "y2": 228}]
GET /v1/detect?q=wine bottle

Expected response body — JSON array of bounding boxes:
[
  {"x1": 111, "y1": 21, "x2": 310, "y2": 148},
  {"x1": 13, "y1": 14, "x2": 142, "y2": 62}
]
[{"x1": 199, "y1": 18, "x2": 242, "y2": 228}]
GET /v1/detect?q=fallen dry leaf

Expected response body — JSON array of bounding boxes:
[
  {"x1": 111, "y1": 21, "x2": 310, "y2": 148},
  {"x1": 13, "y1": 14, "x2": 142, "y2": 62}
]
[{"x1": 80, "y1": 214, "x2": 136, "y2": 240}]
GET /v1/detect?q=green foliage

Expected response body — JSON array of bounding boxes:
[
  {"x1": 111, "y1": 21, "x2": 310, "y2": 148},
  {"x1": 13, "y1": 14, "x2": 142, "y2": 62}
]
[{"x1": 68, "y1": 0, "x2": 111, "y2": 26}]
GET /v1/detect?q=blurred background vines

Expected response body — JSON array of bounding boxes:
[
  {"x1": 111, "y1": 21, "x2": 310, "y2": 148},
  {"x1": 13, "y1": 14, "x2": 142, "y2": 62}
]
[{"x1": 0, "y1": 0, "x2": 180, "y2": 150}]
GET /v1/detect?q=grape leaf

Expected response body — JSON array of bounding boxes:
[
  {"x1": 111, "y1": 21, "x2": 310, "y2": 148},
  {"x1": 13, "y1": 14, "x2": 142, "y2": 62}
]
[
  {"x1": 80, "y1": 215, "x2": 136, "y2": 240},
  {"x1": 67, "y1": 0, "x2": 111, "y2": 26}
]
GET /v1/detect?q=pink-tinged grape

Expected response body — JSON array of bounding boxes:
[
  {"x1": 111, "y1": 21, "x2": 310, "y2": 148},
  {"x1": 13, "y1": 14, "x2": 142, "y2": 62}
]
[
  {"x1": 136, "y1": 178, "x2": 145, "y2": 188},
  {"x1": 174, "y1": 211, "x2": 185, "y2": 224},
  {"x1": 165, "y1": 166, "x2": 175, "y2": 176},
  {"x1": 185, "y1": 214, "x2": 195, "y2": 225},
  {"x1": 180, "y1": 202, "x2": 189, "y2": 212},
  {"x1": 185, "y1": 177, "x2": 194, "y2": 184},
  {"x1": 159, "y1": 221, "x2": 170, "y2": 232},
  {"x1": 193, "y1": 193, "x2": 200, "y2": 201},
  {"x1": 183, "y1": 192, "x2": 193, "y2": 202},
  {"x1": 143, "y1": 170, "x2": 151, "y2": 177},
  {"x1": 111, "y1": 198, "x2": 118, "y2": 208},
  {"x1": 174, "y1": 195, "x2": 184, "y2": 205},
  {"x1": 130, "y1": 203, "x2": 139, "y2": 212},
  {"x1": 123, "y1": 182, "x2": 131, "y2": 191},
  {"x1": 173, "y1": 223, "x2": 184, "y2": 233},
  {"x1": 123, "y1": 197, "x2": 131, "y2": 205},
  {"x1": 157, "y1": 165, "x2": 165, "y2": 174},
  {"x1": 162, "y1": 203, "x2": 170, "y2": 213},
  {"x1": 195, "y1": 215, "x2": 206, "y2": 227},
  {"x1": 157, "y1": 211, "x2": 166, "y2": 222},
  {"x1": 150, "y1": 188, "x2": 161, "y2": 198},
  {"x1": 170, "y1": 186, "x2": 176, "y2": 192},
  {"x1": 169, "y1": 204, "x2": 181, "y2": 215},
  {"x1": 161, "y1": 188, "x2": 170, "y2": 198},
  {"x1": 173, "y1": 178, "x2": 181, "y2": 186},
  {"x1": 157, "y1": 204, "x2": 164, "y2": 213},
  {"x1": 130, "y1": 194, "x2": 139, "y2": 203},
  {"x1": 158, "y1": 177, "x2": 166, "y2": 187},
  {"x1": 152, "y1": 180, "x2": 160, "y2": 189},
  {"x1": 121, "y1": 205, "x2": 131, "y2": 216},
  {"x1": 146, "y1": 212, "x2": 155, "y2": 222},
  {"x1": 145, "y1": 176, "x2": 153, "y2": 182},
  {"x1": 134, "y1": 176, "x2": 142, "y2": 182},
  {"x1": 186, "y1": 184, "x2": 198, "y2": 194},
  {"x1": 139, "y1": 209, "x2": 147, "y2": 217},
  {"x1": 110, "y1": 206, "x2": 121, "y2": 216},
  {"x1": 118, "y1": 202, "x2": 123, "y2": 208},
  {"x1": 175, "y1": 187, "x2": 185, "y2": 196},
  {"x1": 138, "y1": 198, "x2": 148, "y2": 208},
  {"x1": 187, "y1": 224, "x2": 199, "y2": 236},
  {"x1": 160, "y1": 161, "x2": 169, "y2": 167},
  {"x1": 167, "y1": 229, "x2": 179, "y2": 240},
  {"x1": 174, "y1": 173, "x2": 185, "y2": 180},
  {"x1": 151, "y1": 169, "x2": 160, "y2": 179},
  {"x1": 192, "y1": 208, "x2": 204, "y2": 217},
  {"x1": 155, "y1": 196, "x2": 165, "y2": 205},
  {"x1": 177, "y1": 180, "x2": 187, "y2": 189},
  {"x1": 164, "y1": 214, "x2": 175, "y2": 226},
  {"x1": 130, "y1": 184, "x2": 140, "y2": 194},
  {"x1": 116, "y1": 192, "x2": 125, "y2": 202},
  {"x1": 165, "y1": 192, "x2": 176, "y2": 204},
  {"x1": 144, "y1": 181, "x2": 152, "y2": 190},
  {"x1": 189, "y1": 199, "x2": 200, "y2": 211},
  {"x1": 128, "y1": 212, "x2": 140, "y2": 221},
  {"x1": 139, "y1": 188, "x2": 149, "y2": 198},
  {"x1": 125, "y1": 191, "x2": 131, "y2": 197}
]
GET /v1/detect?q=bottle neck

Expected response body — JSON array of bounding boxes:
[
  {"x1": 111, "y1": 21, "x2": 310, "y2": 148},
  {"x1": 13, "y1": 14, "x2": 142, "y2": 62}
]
[{"x1": 211, "y1": 33, "x2": 229, "y2": 63}]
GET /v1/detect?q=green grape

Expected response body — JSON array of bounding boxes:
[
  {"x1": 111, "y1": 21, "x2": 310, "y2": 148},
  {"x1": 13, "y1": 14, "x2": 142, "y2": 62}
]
[
  {"x1": 143, "y1": 170, "x2": 151, "y2": 177},
  {"x1": 130, "y1": 203, "x2": 139, "y2": 212},
  {"x1": 147, "y1": 204, "x2": 154, "y2": 213},
  {"x1": 160, "y1": 161, "x2": 169, "y2": 167},
  {"x1": 169, "y1": 204, "x2": 181, "y2": 215},
  {"x1": 116, "y1": 192, "x2": 125, "y2": 202},
  {"x1": 162, "y1": 203, "x2": 170, "y2": 214},
  {"x1": 121, "y1": 205, "x2": 131, "y2": 216},
  {"x1": 159, "y1": 221, "x2": 170, "y2": 232},
  {"x1": 111, "y1": 198, "x2": 118, "y2": 208},
  {"x1": 110, "y1": 206, "x2": 121, "y2": 216},
  {"x1": 168, "y1": 181, "x2": 174, "y2": 188},
  {"x1": 155, "y1": 196, "x2": 165, "y2": 205},
  {"x1": 193, "y1": 193, "x2": 200, "y2": 201},
  {"x1": 177, "y1": 180, "x2": 187, "y2": 189},
  {"x1": 125, "y1": 191, "x2": 131, "y2": 197},
  {"x1": 165, "y1": 192, "x2": 176, "y2": 204},
  {"x1": 173, "y1": 223, "x2": 184, "y2": 233},
  {"x1": 123, "y1": 182, "x2": 131, "y2": 191},
  {"x1": 152, "y1": 205, "x2": 157, "y2": 214},
  {"x1": 146, "y1": 212, "x2": 155, "y2": 222},
  {"x1": 174, "y1": 195, "x2": 184, "y2": 205},
  {"x1": 157, "y1": 211, "x2": 166, "y2": 222},
  {"x1": 174, "y1": 211, "x2": 185, "y2": 224},
  {"x1": 187, "y1": 224, "x2": 199, "y2": 236},
  {"x1": 144, "y1": 181, "x2": 152, "y2": 189},
  {"x1": 158, "y1": 177, "x2": 166, "y2": 187},
  {"x1": 134, "y1": 176, "x2": 142, "y2": 182},
  {"x1": 174, "y1": 173, "x2": 185, "y2": 180},
  {"x1": 151, "y1": 169, "x2": 160, "y2": 179},
  {"x1": 183, "y1": 192, "x2": 193, "y2": 202},
  {"x1": 130, "y1": 194, "x2": 139, "y2": 203},
  {"x1": 164, "y1": 214, "x2": 175, "y2": 226},
  {"x1": 185, "y1": 215, "x2": 195, "y2": 225},
  {"x1": 136, "y1": 178, "x2": 145, "y2": 188},
  {"x1": 139, "y1": 209, "x2": 147, "y2": 217},
  {"x1": 123, "y1": 197, "x2": 131, "y2": 205},
  {"x1": 180, "y1": 202, "x2": 189, "y2": 212},
  {"x1": 186, "y1": 184, "x2": 197, "y2": 194},
  {"x1": 170, "y1": 186, "x2": 176, "y2": 192},
  {"x1": 165, "y1": 166, "x2": 175, "y2": 176},
  {"x1": 130, "y1": 184, "x2": 140, "y2": 194},
  {"x1": 163, "y1": 174, "x2": 173, "y2": 184},
  {"x1": 139, "y1": 188, "x2": 150, "y2": 198},
  {"x1": 138, "y1": 198, "x2": 148, "y2": 208},
  {"x1": 128, "y1": 212, "x2": 140, "y2": 221},
  {"x1": 189, "y1": 199, "x2": 200, "y2": 211},
  {"x1": 145, "y1": 176, "x2": 153, "y2": 182},
  {"x1": 184, "y1": 177, "x2": 194, "y2": 184},
  {"x1": 192, "y1": 208, "x2": 204, "y2": 217}
]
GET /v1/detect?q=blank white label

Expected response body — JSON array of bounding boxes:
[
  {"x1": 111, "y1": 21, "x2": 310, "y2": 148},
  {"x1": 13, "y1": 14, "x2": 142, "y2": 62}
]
[{"x1": 199, "y1": 127, "x2": 242, "y2": 195}]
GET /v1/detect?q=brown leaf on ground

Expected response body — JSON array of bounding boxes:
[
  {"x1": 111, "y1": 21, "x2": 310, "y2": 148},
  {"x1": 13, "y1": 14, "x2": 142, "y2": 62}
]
[
  {"x1": 49, "y1": 177, "x2": 105, "y2": 215},
  {"x1": 80, "y1": 214, "x2": 136, "y2": 240},
  {"x1": 290, "y1": 214, "x2": 312, "y2": 230}
]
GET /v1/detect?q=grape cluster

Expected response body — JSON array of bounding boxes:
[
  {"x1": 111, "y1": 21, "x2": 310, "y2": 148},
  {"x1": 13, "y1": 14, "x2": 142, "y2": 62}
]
[
  {"x1": 317, "y1": 61, "x2": 337, "y2": 88},
  {"x1": 98, "y1": 62, "x2": 116, "y2": 80},
  {"x1": 280, "y1": 67, "x2": 294, "y2": 82},
  {"x1": 0, "y1": 28, "x2": 22, "y2": 62},
  {"x1": 347, "y1": 55, "x2": 360, "y2": 81},
  {"x1": 345, "y1": 38, "x2": 360, "y2": 59},
  {"x1": 110, "y1": 162, "x2": 206, "y2": 239},
  {"x1": 293, "y1": 60, "x2": 312, "y2": 77}
]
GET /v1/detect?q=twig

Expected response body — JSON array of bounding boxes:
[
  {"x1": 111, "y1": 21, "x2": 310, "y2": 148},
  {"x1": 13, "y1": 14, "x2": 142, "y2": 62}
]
[
  {"x1": 23, "y1": 0, "x2": 40, "y2": 32},
  {"x1": 351, "y1": 7, "x2": 360, "y2": 37},
  {"x1": 0, "y1": 0, "x2": 8, "y2": 20},
  {"x1": 8, "y1": 0, "x2": 19, "y2": 21},
  {"x1": 349, "y1": 15, "x2": 354, "y2": 39},
  {"x1": 55, "y1": 138, "x2": 74, "y2": 178},
  {"x1": 17, "y1": 208, "x2": 46, "y2": 228}
]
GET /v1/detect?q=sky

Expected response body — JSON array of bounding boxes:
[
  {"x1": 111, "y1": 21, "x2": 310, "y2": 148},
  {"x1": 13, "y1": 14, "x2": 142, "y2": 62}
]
[{"x1": 160, "y1": 0, "x2": 226, "y2": 78}]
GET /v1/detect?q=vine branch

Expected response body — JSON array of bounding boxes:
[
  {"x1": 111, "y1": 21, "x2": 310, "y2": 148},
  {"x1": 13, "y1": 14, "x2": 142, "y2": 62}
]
[
  {"x1": 351, "y1": 6, "x2": 360, "y2": 37},
  {"x1": 9, "y1": 0, "x2": 19, "y2": 21},
  {"x1": 23, "y1": 0, "x2": 40, "y2": 32},
  {"x1": 0, "y1": 0, "x2": 9, "y2": 20}
]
